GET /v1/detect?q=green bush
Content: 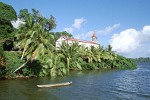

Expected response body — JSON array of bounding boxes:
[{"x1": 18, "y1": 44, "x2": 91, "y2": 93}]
[
  {"x1": 0, "y1": 43, "x2": 3, "y2": 57},
  {"x1": 0, "y1": 44, "x2": 6, "y2": 77},
  {"x1": 3, "y1": 51, "x2": 24, "y2": 77}
]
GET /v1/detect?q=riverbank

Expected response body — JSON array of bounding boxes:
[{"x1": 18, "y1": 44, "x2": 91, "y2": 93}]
[
  {"x1": 0, "y1": 63, "x2": 149, "y2": 100},
  {"x1": 0, "y1": 75, "x2": 33, "y2": 80}
]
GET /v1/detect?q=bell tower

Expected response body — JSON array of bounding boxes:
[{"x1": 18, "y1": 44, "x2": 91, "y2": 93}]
[{"x1": 91, "y1": 32, "x2": 97, "y2": 43}]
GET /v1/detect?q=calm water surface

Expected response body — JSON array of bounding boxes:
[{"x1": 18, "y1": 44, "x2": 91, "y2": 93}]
[{"x1": 0, "y1": 63, "x2": 150, "y2": 100}]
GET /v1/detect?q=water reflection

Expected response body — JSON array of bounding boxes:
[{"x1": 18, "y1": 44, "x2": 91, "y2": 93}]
[{"x1": 0, "y1": 63, "x2": 150, "y2": 100}]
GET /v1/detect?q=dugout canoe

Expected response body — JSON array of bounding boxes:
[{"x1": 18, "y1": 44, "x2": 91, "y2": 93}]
[{"x1": 37, "y1": 81, "x2": 72, "y2": 88}]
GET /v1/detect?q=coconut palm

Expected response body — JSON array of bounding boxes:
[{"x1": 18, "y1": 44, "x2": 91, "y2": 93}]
[
  {"x1": 14, "y1": 20, "x2": 55, "y2": 73},
  {"x1": 57, "y1": 41, "x2": 81, "y2": 72},
  {"x1": 14, "y1": 9, "x2": 56, "y2": 73}
]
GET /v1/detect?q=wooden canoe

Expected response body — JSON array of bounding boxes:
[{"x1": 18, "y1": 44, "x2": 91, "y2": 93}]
[{"x1": 37, "y1": 81, "x2": 72, "y2": 88}]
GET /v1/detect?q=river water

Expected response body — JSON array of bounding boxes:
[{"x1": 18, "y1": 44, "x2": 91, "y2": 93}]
[{"x1": 0, "y1": 63, "x2": 150, "y2": 100}]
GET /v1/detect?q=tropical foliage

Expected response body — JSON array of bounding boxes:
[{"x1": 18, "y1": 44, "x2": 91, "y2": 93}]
[
  {"x1": 0, "y1": 2, "x2": 17, "y2": 38},
  {"x1": 54, "y1": 31, "x2": 73, "y2": 40},
  {"x1": 13, "y1": 9, "x2": 56, "y2": 72},
  {"x1": 0, "y1": 3, "x2": 136, "y2": 79},
  {"x1": 3, "y1": 51, "x2": 24, "y2": 77}
]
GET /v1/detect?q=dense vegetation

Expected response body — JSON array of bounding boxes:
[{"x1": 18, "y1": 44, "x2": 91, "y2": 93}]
[
  {"x1": 0, "y1": 2, "x2": 136, "y2": 79},
  {"x1": 0, "y1": 2, "x2": 17, "y2": 38},
  {"x1": 134, "y1": 57, "x2": 150, "y2": 63}
]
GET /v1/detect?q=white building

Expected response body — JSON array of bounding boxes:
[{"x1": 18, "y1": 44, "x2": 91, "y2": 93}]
[{"x1": 56, "y1": 32, "x2": 99, "y2": 49}]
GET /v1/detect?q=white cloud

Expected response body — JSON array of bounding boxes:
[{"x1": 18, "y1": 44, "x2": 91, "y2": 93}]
[
  {"x1": 97, "y1": 23, "x2": 120, "y2": 34},
  {"x1": 64, "y1": 18, "x2": 86, "y2": 33},
  {"x1": 72, "y1": 18, "x2": 86, "y2": 29},
  {"x1": 64, "y1": 27, "x2": 74, "y2": 33},
  {"x1": 74, "y1": 31, "x2": 93, "y2": 39},
  {"x1": 11, "y1": 18, "x2": 25, "y2": 29},
  {"x1": 74, "y1": 23, "x2": 120, "y2": 40},
  {"x1": 110, "y1": 25, "x2": 150, "y2": 58},
  {"x1": 110, "y1": 29, "x2": 139, "y2": 53}
]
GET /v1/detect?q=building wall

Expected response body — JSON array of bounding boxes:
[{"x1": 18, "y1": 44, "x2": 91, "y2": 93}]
[
  {"x1": 56, "y1": 37, "x2": 65, "y2": 49},
  {"x1": 56, "y1": 37, "x2": 99, "y2": 49}
]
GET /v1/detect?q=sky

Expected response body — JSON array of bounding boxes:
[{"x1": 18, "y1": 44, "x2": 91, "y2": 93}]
[{"x1": 1, "y1": 0, "x2": 150, "y2": 58}]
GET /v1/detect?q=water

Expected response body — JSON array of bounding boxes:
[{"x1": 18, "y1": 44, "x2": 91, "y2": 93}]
[{"x1": 0, "y1": 63, "x2": 150, "y2": 100}]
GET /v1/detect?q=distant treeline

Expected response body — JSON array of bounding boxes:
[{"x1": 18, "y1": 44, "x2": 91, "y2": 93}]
[{"x1": 134, "y1": 57, "x2": 150, "y2": 62}]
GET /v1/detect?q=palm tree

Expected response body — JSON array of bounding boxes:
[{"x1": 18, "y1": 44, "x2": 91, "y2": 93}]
[
  {"x1": 14, "y1": 9, "x2": 57, "y2": 73},
  {"x1": 107, "y1": 44, "x2": 112, "y2": 52},
  {"x1": 49, "y1": 53, "x2": 67, "y2": 77},
  {"x1": 37, "y1": 50, "x2": 67, "y2": 77},
  {"x1": 57, "y1": 41, "x2": 81, "y2": 72},
  {"x1": 14, "y1": 21, "x2": 55, "y2": 73}
]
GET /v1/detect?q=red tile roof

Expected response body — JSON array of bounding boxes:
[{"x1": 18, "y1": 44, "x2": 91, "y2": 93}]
[{"x1": 65, "y1": 38, "x2": 99, "y2": 45}]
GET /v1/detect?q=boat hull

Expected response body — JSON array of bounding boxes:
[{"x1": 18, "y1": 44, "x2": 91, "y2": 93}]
[{"x1": 37, "y1": 81, "x2": 72, "y2": 88}]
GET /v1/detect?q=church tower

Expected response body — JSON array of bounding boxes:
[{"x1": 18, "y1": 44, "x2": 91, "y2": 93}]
[{"x1": 91, "y1": 32, "x2": 97, "y2": 43}]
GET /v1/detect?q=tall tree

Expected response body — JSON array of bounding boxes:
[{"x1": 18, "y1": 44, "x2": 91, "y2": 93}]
[
  {"x1": 0, "y1": 2, "x2": 17, "y2": 38},
  {"x1": 55, "y1": 31, "x2": 73, "y2": 40},
  {"x1": 14, "y1": 9, "x2": 56, "y2": 72},
  {"x1": 107, "y1": 44, "x2": 112, "y2": 52},
  {"x1": 18, "y1": 9, "x2": 56, "y2": 32}
]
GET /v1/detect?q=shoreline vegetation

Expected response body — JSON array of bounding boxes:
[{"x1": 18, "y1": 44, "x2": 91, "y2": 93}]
[
  {"x1": 0, "y1": 2, "x2": 136, "y2": 80},
  {"x1": 134, "y1": 57, "x2": 150, "y2": 63}
]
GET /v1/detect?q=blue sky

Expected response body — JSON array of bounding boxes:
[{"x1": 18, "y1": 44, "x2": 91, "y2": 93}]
[{"x1": 1, "y1": 0, "x2": 150, "y2": 58}]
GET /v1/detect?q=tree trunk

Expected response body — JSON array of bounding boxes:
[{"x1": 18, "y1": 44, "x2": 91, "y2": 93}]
[
  {"x1": 14, "y1": 61, "x2": 28, "y2": 73},
  {"x1": 66, "y1": 57, "x2": 70, "y2": 74},
  {"x1": 21, "y1": 50, "x2": 25, "y2": 60}
]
